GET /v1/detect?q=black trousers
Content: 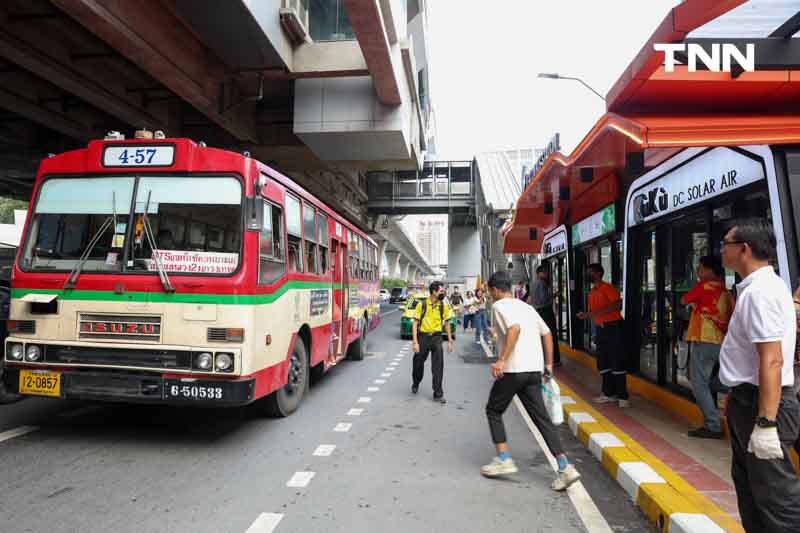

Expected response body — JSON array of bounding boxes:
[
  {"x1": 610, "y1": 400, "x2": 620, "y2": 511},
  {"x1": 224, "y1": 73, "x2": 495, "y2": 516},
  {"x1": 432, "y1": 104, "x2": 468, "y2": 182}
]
[
  {"x1": 413, "y1": 333, "x2": 444, "y2": 397},
  {"x1": 485, "y1": 371, "x2": 564, "y2": 457},
  {"x1": 536, "y1": 306, "x2": 561, "y2": 364},
  {"x1": 728, "y1": 384, "x2": 800, "y2": 532},
  {"x1": 596, "y1": 321, "x2": 628, "y2": 400}
]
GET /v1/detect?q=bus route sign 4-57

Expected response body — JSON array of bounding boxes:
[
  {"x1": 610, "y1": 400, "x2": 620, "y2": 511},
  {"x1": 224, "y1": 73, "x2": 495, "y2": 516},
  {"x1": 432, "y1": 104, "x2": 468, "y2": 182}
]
[{"x1": 103, "y1": 145, "x2": 175, "y2": 167}]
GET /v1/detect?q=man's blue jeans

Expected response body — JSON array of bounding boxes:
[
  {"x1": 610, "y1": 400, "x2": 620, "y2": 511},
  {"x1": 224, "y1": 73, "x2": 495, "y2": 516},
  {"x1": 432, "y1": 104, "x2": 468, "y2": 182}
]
[{"x1": 690, "y1": 341, "x2": 722, "y2": 432}]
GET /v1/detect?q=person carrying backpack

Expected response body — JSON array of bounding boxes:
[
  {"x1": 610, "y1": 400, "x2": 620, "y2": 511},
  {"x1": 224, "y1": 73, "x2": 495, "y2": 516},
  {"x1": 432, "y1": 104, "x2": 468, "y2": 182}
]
[{"x1": 412, "y1": 281, "x2": 454, "y2": 404}]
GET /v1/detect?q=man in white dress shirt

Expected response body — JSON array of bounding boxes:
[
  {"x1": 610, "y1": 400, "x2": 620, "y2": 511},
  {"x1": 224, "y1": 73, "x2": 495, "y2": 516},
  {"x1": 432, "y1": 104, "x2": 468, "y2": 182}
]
[{"x1": 718, "y1": 218, "x2": 800, "y2": 532}]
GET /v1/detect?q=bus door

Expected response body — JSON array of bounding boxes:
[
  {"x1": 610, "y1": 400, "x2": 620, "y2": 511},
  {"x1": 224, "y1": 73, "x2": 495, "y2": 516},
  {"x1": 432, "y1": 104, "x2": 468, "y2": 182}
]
[{"x1": 331, "y1": 238, "x2": 346, "y2": 357}]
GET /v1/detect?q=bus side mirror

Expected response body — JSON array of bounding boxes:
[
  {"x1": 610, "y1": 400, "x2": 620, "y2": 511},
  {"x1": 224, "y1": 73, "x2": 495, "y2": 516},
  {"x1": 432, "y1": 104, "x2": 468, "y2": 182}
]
[{"x1": 246, "y1": 196, "x2": 263, "y2": 231}]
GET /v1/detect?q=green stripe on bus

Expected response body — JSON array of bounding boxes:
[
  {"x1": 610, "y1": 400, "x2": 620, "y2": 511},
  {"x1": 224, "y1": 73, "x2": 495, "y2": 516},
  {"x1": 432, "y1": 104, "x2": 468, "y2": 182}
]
[{"x1": 11, "y1": 280, "x2": 344, "y2": 305}]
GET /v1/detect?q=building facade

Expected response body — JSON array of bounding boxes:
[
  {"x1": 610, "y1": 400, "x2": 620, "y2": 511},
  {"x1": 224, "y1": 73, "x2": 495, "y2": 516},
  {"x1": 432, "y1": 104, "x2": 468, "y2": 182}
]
[{"x1": 415, "y1": 218, "x2": 446, "y2": 267}]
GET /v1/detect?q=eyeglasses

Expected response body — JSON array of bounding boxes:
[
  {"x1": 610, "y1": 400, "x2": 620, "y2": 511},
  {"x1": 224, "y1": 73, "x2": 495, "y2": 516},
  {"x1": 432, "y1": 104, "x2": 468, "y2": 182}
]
[{"x1": 719, "y1": 240, "x2": 746, "y2": 248}]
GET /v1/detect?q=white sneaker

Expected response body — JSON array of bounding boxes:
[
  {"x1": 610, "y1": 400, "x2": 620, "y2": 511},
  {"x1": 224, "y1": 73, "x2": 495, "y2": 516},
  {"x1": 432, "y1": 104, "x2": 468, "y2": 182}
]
[
  {"x1": 592, "y1": 395, "x2": 616, "y2": 404},
  {"x1": 551, "y1": 464, "x2": 580, "y2": 491},
  {"x1": 480, "y1": 457, "x2": 518, "y2": 477},
  {"x1": 618, "y1": 399, "x2": 631, "y2": 409}
]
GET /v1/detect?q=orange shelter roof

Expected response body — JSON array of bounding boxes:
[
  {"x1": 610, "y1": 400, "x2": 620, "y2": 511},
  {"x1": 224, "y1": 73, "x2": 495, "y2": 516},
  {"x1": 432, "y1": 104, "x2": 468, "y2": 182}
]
[
  {"x1": 503, "y1": 113, "x2": 800, "y2": 254},
  {"x1": 503, "y1": 0, "x2": 800, "y2": 254}
]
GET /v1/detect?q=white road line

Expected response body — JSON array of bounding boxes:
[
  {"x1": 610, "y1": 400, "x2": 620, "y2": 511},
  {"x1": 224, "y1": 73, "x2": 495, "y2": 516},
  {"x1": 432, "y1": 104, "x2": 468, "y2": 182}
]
[
  {"x1": 334, "y1": 422, "x2": 352, "y2": 432},
  {"x1": 385, "y1": 367, "x2": 395, "y2": 372},
  {"x1": 381, "y1": 308, "x2": 401, "y2": 317},
  {"x1": 374, "y1": 379, "x2": 386, "y2": 384},
  {"x1": 286, "y1": 471, "x2": 315, "y2": 488},
  {"x1": 513, "y1": 397, "x2": 614, "y2": 533},
  {"x1": 347, "y1": 408, "x2": 364, "y2": 416},
  {"x1": 389, "y1": 362, "x2": 399, "y2": 367},
  {"x1": 380, "y1": 373, "x2": 391, "y2": 377},
  {"x1": 0, "y1": 426, "x2": 38, "y2": 443},
  {"x1": 245, "y1": 513, "x2": 283, "y2": 533},
  {"x1": 367, "y1": 387, "x2": 380, "y2": 392},
  {"x1": 313, "y1": 444, "x2": 336, "y2": 457},
  {"x1": 357, "y1": 396, "x2": 372, "y2": 403}
]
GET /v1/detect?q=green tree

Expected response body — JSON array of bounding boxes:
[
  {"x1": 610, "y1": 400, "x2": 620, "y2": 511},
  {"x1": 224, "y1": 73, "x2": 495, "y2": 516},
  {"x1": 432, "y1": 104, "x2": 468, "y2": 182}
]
[
  {"x1": 0, "y1": 197, "x2": 28, "y2": 224},
  {"x1": 381, "y1": 277, "x2": 407, "y2": 289}
]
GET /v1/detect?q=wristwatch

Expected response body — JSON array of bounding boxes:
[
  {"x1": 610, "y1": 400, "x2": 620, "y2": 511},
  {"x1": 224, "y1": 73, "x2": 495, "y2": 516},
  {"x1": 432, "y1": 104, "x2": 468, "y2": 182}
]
[{"x1": 755, "y1": 416, "x2": 778, "y2": 428}]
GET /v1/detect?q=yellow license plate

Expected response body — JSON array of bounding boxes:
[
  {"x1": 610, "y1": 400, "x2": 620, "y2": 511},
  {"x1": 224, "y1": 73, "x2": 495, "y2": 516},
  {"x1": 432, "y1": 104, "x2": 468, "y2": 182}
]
[{"x1": 19, "y1": 370, "x2": 61, "y2": 397}]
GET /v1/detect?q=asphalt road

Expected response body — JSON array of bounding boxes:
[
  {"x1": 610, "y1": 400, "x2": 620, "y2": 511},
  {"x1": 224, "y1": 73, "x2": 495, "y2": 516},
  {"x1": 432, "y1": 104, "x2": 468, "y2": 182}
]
[{"x1": 0, "y1": 303, "x2": 652, "y2": 533}]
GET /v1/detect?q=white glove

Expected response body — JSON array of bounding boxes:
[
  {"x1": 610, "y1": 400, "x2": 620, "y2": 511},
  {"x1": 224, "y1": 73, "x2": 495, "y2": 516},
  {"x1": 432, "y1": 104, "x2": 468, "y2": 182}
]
[{"x1": 747, "y1": 426, "x2": 784, "y2": 460}]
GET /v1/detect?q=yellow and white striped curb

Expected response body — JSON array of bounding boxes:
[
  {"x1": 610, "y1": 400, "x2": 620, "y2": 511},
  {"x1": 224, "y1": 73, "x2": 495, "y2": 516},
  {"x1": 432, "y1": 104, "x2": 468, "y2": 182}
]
[{"x1": 559, "y1": 384, "x2": 742, "y2": 533}]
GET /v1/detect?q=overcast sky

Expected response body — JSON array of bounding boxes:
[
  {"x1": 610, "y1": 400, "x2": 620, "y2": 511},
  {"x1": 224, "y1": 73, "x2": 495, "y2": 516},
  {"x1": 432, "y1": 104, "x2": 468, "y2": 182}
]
[{"x1": 427, "y1": 0, "x2": 681, "y2": 159}]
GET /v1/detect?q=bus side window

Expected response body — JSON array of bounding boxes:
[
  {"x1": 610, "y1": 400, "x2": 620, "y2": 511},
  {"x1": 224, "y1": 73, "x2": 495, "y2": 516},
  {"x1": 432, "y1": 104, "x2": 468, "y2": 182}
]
[
  {"x1": 259, "y1": 202, "x2": 285, "y2": 284},
  {"x1": 318, "y1": 213, "x2": 328, "y2": 275},
  {"x1": 303, "y1": 203, "x2": 318, "y2": 275},
  {"x1": 286, "y1": 193, "x2": 304, "y2": 273}
]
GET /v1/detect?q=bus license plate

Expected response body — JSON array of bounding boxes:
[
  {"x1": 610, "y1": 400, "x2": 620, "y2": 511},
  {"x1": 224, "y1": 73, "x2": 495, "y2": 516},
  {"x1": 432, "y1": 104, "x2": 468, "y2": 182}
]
[
  {"x1": 164, "y1": 381, "x2": 225, "y2": 401},
  {"x1": 19, "y1": 370, "x2": 61, "y2": 397}
]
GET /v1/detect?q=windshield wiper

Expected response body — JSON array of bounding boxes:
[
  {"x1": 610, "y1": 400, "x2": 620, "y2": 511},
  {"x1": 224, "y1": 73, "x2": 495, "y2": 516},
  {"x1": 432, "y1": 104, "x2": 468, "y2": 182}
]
[
  {"x1": 64, "y1": 191, "x2": 120, "y2": 289},
  {"x1": 63, "y1": 216, "x2": 113, "y2": 289},
  {"x1": 140, "y1": 190, "x2": 175, "y2": 293}
]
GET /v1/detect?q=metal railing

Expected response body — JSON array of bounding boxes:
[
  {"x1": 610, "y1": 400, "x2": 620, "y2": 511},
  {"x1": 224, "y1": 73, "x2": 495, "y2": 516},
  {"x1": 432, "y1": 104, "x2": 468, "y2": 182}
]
[{"x1": 367, "y1": 161, "x2": 474, "y2": 201}]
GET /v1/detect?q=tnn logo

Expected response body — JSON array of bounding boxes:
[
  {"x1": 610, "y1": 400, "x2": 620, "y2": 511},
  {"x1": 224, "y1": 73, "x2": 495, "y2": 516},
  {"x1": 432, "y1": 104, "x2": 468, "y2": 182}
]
[{"x1": 654, "y1": 43, "x2": 755, "y2": 73}]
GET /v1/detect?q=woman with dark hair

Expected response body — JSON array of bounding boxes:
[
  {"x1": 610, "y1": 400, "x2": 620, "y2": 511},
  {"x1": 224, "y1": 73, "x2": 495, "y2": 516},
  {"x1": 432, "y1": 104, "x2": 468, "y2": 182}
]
[{"x1": 474, "y1": 288, "x2": 491, "y2": 345}]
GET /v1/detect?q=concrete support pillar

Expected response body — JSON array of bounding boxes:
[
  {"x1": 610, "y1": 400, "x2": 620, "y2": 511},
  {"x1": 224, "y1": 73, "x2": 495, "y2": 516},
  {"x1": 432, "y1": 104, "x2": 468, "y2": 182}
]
[
  {"x1": 448, "y1": 225, "x2": 481, "y2": 280},
  {"x1": 377, "y1": 239, "x2": 389, "y2": 275},
  {"x1": 399, "y1": 260, "x2": 410, "y2": 281},
  {"x1": 386, "y1": 251, "x2": 400, "y2": 277},
  {"x1": 408, "y1": 265, "x2": 417, "y2": 282}
]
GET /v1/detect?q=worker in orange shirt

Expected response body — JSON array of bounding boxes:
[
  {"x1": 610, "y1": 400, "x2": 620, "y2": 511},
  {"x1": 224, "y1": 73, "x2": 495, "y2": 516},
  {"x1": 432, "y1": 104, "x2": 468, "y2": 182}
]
[{"x1": 577, "y1": 263, "x2": 629, "y2": 408}]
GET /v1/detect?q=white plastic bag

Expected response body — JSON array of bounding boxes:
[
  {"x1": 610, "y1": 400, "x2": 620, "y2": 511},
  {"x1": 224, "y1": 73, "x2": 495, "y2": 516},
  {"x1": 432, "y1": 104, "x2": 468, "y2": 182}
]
[{"x1": 540, "y1": 377, "x2": 564, "y2": 425}]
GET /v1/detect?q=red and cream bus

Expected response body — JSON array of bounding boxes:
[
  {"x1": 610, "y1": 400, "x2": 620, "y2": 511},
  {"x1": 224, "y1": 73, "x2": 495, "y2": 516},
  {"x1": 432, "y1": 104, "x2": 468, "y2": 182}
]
[{"x1": 1, "y1": 135, "x2": 380, "y2": 416}]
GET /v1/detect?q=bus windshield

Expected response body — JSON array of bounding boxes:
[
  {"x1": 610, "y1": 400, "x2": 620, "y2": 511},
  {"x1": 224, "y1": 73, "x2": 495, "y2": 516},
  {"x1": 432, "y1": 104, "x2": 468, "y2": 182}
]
[{"x1": 22, "y1": 175, "x2": 243, "y2": 275}]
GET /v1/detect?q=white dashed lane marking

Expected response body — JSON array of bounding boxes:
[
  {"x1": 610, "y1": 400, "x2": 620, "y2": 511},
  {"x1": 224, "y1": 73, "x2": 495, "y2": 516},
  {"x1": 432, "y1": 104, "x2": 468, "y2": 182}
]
[
  {"x1": 374, "y1": 379, "x2": 386, "y2": 384},
  {"x1": 334, "y1": 423, "x2": 352, "y2": 432},
  {"x1": 286, "y1": 471, "x2": 315, "y2": 488},
  {"x1": 0, "y1": 426, "x2": 38, "y2": 443},
  {"x1": 245, "y1": 513, "x2": 283, "y2": 533},
  {"x1": 347, "y1": 408, "x2": 364, "y2": 416},
  {"x1": 367, "y1": 387, "x2": 380, "y2": 392},
  {"x1": 357, "y1": 397, "x2": 372, "y2": 403},
  {"x1": 380, "y1": 373, "x2": 391, "y2": 377},
  {"x1": 313, "y1": 444, "x2": 336, "y2": 457}
]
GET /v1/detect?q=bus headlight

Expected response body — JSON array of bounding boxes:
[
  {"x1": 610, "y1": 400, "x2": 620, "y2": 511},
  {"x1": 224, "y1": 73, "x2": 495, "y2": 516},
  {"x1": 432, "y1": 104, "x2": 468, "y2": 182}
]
[
  {"x1": 195, "y1": 352, "x2": 213, "y2": 371},
  {"x1": 25, "y1": 345, "x2": 41, "y2": 362},
  {"x1": 215, "y1": 353, "x2": 233, "y2": 372},
  {"x1": 7, "y1": 343, "x2": 23, "y2": 361}
]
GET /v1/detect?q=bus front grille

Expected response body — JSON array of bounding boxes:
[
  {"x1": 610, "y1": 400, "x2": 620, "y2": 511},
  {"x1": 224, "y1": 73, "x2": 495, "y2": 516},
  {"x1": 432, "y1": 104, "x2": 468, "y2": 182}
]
[{"x1": 44, "y1": 345, "x2": 191, "y2": 369}]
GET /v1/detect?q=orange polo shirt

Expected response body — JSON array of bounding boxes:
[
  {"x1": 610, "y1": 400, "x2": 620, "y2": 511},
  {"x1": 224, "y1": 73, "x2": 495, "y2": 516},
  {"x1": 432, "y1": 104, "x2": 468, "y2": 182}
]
[{"x1": 588, "y1": 281, "x2": 623, "y2": 325}]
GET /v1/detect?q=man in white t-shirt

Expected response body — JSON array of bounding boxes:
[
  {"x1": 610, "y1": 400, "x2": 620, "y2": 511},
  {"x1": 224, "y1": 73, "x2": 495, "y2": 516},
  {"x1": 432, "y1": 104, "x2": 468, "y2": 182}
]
[
  {"x1": 479, "y1": 270, "x2": 580, "y2": 492},
  {"x1": 718, "y1": 218, "x2": 800, "y2": 532}
]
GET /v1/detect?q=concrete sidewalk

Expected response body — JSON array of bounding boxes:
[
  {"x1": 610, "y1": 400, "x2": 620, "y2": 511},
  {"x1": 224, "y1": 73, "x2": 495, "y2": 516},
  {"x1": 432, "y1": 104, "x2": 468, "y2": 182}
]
[{"x1": 554, "y1": 348, "x2": 741, "y2": 531}]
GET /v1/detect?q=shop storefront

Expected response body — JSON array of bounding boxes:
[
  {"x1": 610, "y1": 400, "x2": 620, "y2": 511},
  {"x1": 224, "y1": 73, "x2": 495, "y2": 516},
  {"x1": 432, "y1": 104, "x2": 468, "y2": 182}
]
[
  {"x1": 623, "y1": 145, "x2": 796, "y2": 392},
  {"x1": 540, "y1": 225, "x2": 571, "y2": 346},
  {"x1": 571, "y1": 203, "x2": 622, "y2": 352}
]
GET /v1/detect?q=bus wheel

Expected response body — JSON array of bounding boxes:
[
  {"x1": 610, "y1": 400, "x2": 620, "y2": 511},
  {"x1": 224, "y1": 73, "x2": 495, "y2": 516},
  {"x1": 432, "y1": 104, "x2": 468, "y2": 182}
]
[
  {"x1": 346, "y1": 319, "x2": 367, "y2": 361},
  {"x1": 260, "y1": 336, "x2": 309, "y2": 417}
]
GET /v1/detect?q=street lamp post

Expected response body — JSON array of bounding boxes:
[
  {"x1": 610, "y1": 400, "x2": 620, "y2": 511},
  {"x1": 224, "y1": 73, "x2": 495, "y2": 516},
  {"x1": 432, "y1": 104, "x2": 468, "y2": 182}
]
[{"x1": 537, "y1": 73, "x2": 606, "y2": 102}]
